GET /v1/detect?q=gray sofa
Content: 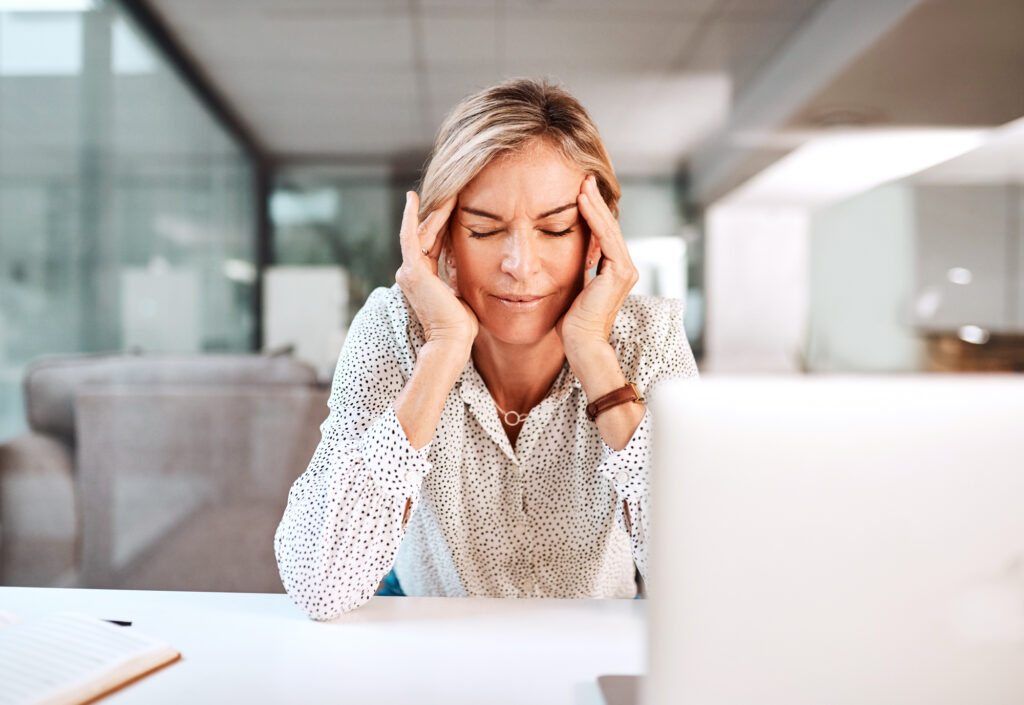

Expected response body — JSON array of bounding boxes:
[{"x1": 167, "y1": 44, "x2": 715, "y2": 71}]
[{"x1": 0, "y1": 352, "x2": 329, "y2": 592}]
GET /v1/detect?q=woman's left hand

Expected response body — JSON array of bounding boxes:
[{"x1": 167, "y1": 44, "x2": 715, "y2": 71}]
[{"x1": 557, "y1": 175, "x2": 639, "y2": 358}]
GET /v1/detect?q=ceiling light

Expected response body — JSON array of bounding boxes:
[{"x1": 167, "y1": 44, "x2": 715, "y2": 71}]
[
  {"x1": 958, "y1": 325, "x2": 990, "y2": 345},
  {"x1": 0, "y1": 0, "x2": 94, "y2": 9},
  {"x1": 914, "y1": 114, "x2": 1024, "y2": 185},
  {"x1": 947, "y1": 267, "x2": 973, "y2": 285},
  {"x1": 722, "y1": 129, "x2": 988, "y2": 209}
]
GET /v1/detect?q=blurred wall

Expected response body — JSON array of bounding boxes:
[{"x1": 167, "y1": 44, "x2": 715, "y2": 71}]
[
  {"x1": 805, "y1": 183, "x2": 924, "y2": 372},
  {"x1": 702, "y1": 205, "x2": 809, "y2": 373}
]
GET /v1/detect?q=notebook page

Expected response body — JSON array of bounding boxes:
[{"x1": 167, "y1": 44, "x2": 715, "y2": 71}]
[{"x1": 0, "y1": 612, "x2": 179, "y2": 705}]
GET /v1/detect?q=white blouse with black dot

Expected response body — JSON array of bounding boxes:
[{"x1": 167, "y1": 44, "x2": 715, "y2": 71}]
[{"x1": 274, "y1": 284, "x2": 698, "y2": 620}]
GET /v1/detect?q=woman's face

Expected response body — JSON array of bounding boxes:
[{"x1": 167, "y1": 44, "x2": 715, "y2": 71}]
[{"x1": 448, "y1": 140, "x2": 599, "y2": 347}]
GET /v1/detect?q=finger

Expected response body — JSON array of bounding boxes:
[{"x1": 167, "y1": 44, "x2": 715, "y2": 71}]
[
  {"x1": 580, "y1": 178, "x2": 632, "y2": 264},
  {"x1": 578, "y1": 192, "x2": 624, "y2": 265},
  {"x1": 583, "y1": 177, "x2": 627, "y2": 251},
  {"x1": 420, "y1": 195, "x2": 457, "y2": 257},
  {"x1": 416, "y1": 210, "x2": 433, "y2": 235},
  {"x1": 399, "y1": 191, "x2": 421, "y2": 262},
  {"x1": 584, "y1": 176, "x2": 619, "y2": 233}
]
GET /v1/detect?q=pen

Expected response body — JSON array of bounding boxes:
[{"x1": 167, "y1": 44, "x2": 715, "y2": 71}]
[{"x1": 103, "y1": 619, "x2": 133, "y2": 627}]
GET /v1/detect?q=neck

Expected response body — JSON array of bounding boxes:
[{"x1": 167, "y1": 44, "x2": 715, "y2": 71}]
[{"x1": 472, "y1": 328, "x2": 566, "y2": 415}]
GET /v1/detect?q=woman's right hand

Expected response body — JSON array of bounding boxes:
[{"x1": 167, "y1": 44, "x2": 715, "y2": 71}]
[{"x1": 395, "y1": 191, "x2": 479, "y2": 355}]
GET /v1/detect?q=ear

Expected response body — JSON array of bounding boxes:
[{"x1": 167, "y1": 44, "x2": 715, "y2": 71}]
[
  {"x1": 442, "y1": 242, "x2": 459, "y2": 293},
  {"x1": 584, "y1": 235, "x2": 602, "y2": 269}
]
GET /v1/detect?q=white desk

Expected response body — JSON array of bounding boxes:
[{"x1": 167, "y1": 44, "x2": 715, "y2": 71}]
[{"x1": 1, "y1": 587, "x2": 645, "y2": 705}]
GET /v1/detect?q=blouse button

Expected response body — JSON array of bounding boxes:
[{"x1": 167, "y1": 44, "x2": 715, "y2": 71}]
[
  {"x1": 614, "y1": 470, "x2": 630, "y2": 485},
  {"x1": 404, "y1": 470, "x2": 422, "y2": 484}
]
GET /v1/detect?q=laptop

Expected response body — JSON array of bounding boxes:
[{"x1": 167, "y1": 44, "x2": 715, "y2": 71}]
[{"x1": 602, "y1": 375, "x2": 1024, "y2": 705}]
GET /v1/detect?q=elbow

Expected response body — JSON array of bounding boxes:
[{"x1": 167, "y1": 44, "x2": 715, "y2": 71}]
[
  {"x1": 277, "y1": 562, "x2": 375, "y2": 621},
  {"x1": 298, "y1": 598, "x2": 354, "y2": 623},
  {"x1": 275, "y1": 536, "x2": 375, "y2": 621},
  {"x1": 295, "y1": 595, "x2": 343, "y2": 622}
]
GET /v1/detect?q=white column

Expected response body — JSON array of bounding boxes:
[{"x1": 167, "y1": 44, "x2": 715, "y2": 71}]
[{"x1": 703, "y1": 205, "x2": 810, "y2": 373}]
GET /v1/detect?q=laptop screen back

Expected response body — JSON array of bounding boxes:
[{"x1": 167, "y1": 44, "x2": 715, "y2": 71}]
[{"x1": 647, "y1": 376, "x2": 1024, "y2": 705}]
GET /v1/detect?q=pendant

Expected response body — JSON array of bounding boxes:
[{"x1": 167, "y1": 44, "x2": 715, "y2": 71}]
[{"x1": 502, "y1": 409, "x2": 526, "y2": 426}]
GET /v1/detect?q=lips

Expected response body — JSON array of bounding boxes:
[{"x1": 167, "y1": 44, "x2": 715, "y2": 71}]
[
  {"x1": 498, "y1": 295, "x2": 543, "y2": 302},
  {"x1": 492, "y1": 293, "x2": 549, "y2": 310}
]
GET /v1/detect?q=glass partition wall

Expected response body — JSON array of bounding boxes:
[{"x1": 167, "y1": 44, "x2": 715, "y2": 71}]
[{"x1": 0, "y1": 2, "x2": 258, "y2": 441}]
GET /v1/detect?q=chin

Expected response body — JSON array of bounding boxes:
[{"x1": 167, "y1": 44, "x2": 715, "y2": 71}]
[
  {"x1": 467, "y1": 290, "x2": 576, "y2": 347},
  {"x1": 476, "y1": 307, "x2": 564, "y2": 347},
  {"x1": 484, "y1": 322, "x2": 558, "y2": 347}
]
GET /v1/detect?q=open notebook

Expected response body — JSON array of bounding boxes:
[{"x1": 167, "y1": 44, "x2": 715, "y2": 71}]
[{"x1": 0, "y1": 611, "x2": 180, "y2": 705}]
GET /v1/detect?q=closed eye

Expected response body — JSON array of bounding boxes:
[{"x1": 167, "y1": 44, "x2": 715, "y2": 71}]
[{"x1": 467, "y1": 226, "x2": 573, "y2": 238}]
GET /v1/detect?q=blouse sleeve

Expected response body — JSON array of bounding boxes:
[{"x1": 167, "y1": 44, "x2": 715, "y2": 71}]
[
  {"x1": 274, "y1": 287, "x2": 431, "y2": 620},
  {"x1": 595, "y1": 296, "x2": 699, "y2": 584}
]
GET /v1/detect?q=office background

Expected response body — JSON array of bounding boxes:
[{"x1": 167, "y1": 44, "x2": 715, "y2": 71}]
[{"x1": 0, "y1": 0, "x2": 1021, "y2": 590}]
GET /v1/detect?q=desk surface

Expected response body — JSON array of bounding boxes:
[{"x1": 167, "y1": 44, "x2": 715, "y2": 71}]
[{"x1": 1, "y1": 587, "x2": 645, "y2": 705}]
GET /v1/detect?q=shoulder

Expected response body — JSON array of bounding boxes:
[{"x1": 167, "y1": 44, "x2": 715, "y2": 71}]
[
  {"x1": 609, "y1": 295, "x2": 695, "y2": 387},
  {"x1": 355, "y1": 284, "x2": 421, "y2": 333},
  {"x1": 359, "y1": 283, "x2": 410, "y2": 320},
  {"x1": 347, "y1": 284, "x2": 425, "y2": 373},
  {"x1": 610, "y1": 294, "x2": 685, "y2": 348}
]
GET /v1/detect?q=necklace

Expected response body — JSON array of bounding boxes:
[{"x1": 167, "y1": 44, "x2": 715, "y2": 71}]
[{"x1": 494, "y1": 401, "x2": 527, "y2": 427}]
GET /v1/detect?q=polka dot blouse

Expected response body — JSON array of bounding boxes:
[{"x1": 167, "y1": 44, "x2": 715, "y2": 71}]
[{"x1": 274, "y1": 283, "x2": 699, "y2": 620}]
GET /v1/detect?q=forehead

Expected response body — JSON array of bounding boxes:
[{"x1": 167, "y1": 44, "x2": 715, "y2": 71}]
[{"x1": 459, "y1": 140, "x2": 584, "y2": 215}]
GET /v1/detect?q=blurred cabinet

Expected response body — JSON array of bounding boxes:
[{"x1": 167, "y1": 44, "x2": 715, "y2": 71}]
[
  {"x1": 912, "y1": 185, "x2": 1022, "y2": 332},
  {"x1": 121, "y1": 268, "x2": 202, "y2": 352},
  {"x1": 263, "y1": 266, "x2": 348, "y2": 381}
]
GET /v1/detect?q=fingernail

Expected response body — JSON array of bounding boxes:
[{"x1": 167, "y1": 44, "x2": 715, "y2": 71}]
[{"x1": 406, "y1": 191, "x2": 412, "y2": 204}]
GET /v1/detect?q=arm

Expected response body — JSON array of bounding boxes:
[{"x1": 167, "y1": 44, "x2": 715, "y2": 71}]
[
  {"x1": 560, "y1": 174, "x2": 645, "y2": 452},
  {"x1": 590, "y1": 299, "x2": 699, "y2": 584},
  {"x1": 273, "y1": 291, "x2": 428, "y2": 619},
  {"x1": 570, "y1": 342, "x2": 645, "y2": 451},
  {"x1": 274, "y1": 293, "x2": 473, "y2": 620},
  {"x1": 560, "y1": 176, "x2": 698, "y2": 584},
  {"x1": 275, "y1": 194, "x2": 476, "y2": 620},
  {"x1": 395, "y1": 340, "x2": 470, "y2": 450}
]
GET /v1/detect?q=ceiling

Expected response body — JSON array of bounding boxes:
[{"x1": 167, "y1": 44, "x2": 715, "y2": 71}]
[
  {"x1": 787, "y1": 0, "x2": 1024, "y2": 131},
  {"x1": 143, "y1": 0, "x2": 822, "y2": 175},
  {"x1": 2, "y1": 0, "x2": 1020, "y2": 197},
  {"x1": 137, "y1": 0, "x2": 1024, "y2": 195},
  {"x1": 690, "y1": 0, "x2": 1024, "y2": 201}
]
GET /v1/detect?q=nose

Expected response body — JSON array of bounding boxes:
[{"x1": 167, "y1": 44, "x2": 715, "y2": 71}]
[{"x1": 500, "y1": 231, "x2": 541, "y2": 280}]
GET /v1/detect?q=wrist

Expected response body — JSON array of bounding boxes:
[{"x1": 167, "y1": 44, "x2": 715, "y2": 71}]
[
  {"x1": 566, "y1": 341, "x2": 627, "y2": 400},
  {"x1": 560, "y1": 327, "x2": 607, "y2": 359},
  {"x1": 418, "y1": 339, "x2": 471, "y2": 379},
  {"x1": 424, "y1": 325, "x2": 475, "y2": 352}
]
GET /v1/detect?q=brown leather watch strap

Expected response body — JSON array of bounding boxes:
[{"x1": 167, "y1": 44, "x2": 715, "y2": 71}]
[{"x1": 586, "y1": 383, "x2": 644, "y2": 421}]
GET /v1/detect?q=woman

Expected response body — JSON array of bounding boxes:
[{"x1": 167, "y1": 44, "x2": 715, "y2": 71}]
[{"x1": 274, "y1": 79, "x2": 698, "y2": 620}]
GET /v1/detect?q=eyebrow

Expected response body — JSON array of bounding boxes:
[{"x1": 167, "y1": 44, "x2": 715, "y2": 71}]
[{"x1": 459, "y1": 202, "x2": 577, "y2": 221}]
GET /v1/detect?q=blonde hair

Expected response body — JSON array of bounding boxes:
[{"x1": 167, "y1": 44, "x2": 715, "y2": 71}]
[{"x1": 418, "y1": 78, "x2": 621, "y2": 222}]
